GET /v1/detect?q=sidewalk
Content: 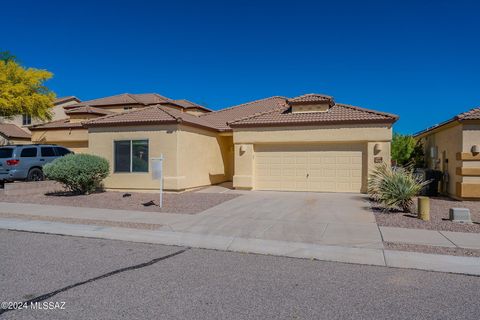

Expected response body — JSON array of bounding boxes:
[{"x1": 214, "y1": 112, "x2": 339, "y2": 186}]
[
  {"x1": 1, "y1": 202, "x2": 480, "y2": 276},
  {"x1": 1, "y1": 218, "x2": 480, "y2": 276},
  {"x1": 380, "y1": 226, "x2": 480, "y2": 250}
]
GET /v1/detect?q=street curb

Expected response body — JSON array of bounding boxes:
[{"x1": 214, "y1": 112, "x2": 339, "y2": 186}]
[{"x1": 1, "y1": 218, "x2": 480, "y2": 276}]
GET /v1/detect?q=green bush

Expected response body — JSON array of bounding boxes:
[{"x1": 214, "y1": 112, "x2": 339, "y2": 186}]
[
  {"x1": 44, "y1": 154, "x2": 109, "y2": 194},
  {"x1": 391, "y1": 133, "x2": 416, "y2": 166},
  {"x1": 368, "y1": 163, "x2": 430, "y2": 213}
]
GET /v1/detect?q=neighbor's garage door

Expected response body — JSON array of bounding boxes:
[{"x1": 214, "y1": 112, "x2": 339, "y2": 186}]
[{"x1": 254, "y1": 144, "x2": 363, "y2": 192}]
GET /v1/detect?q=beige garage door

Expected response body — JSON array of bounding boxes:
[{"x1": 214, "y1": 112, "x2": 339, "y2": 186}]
[{"x1": 254, "y1": 144, "x2": 363, "y2": 192}]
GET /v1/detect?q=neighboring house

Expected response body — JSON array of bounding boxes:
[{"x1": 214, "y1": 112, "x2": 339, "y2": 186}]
[
  {"x1": 29, "y1": 93, "x2": 211, "y2": 153},
  {"x1": 0, "y1": 124, "x2": 32, "y2": 145},
  {"x1": 0, "y1": 96, "x2": 80, "y2": 145},
  {"x1": 81, "y1": 93, "x2": 398, "y2": 192},
  {"x1": 415, "y1": 107, "x2": 480, "y2": 200}
]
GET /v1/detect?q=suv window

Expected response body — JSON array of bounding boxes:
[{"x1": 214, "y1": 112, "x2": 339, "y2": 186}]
[
  {"x1": 20, "y1": 147, "x2": 37, "y2": 157},
  {"x1": 0, "y1": 148, "x2": 14, "y2": 158},
  {"x1": 54, "y1": 147, "x2": 71, "y2": 156},
  {"x1": 41, "y1": 147, "x2": 55, "y2": 157}
]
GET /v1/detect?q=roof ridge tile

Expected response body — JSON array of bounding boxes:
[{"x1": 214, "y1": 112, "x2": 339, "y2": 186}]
[
  {"x1": 83, "y1": 105, "x2": 159, "y2": 125},
  {"x1": 200, "y1": 96, "x2": 286, "y2": 118},
  {"x1": 228, "y1": 102, "x2": 289, "y2": 125}
]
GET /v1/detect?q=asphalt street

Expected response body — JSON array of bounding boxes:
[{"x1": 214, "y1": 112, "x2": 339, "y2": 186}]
[{"x1": 1, "y1": 229, "x2": 479, "y2": 320}]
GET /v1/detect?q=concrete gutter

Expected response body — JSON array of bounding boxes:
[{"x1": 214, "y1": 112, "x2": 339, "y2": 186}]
[{"x1": 1, "y1": 218, "x2": 479, "y2": 276}]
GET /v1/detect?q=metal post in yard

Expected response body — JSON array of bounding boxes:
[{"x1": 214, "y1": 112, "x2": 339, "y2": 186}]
[
  {"x1": 151, "y1": 155, "x2": 164, "y2": 208},
  {"x1": 159, "y1": 155, "x2": 163, "y2": 208}
]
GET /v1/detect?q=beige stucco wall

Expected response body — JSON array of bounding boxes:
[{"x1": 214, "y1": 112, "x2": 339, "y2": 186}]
[
  {"x1": 69, "y1": 114, "x2": 100, "y2": 123},
  {"x1": 419, "y1": 121, "x2": 480, "y2": 199},
  {"x1": 88, "y1": 124, "x2": 232, "y2": 191},
  {"x1": 185, "y1": 109, "x2": 209, "y2": 116},
  {"x1": 177, "y1": 125, "x2": 233, "y2": 189},
  {"x1": 232, "y1": 124, "x2": 393, "y2": 192},
  {"x1": 0, "y1": 135, "x2": 31, "y2": 146},
  {"x1": 291, "y1": 102, "x2": 330, "y2": 113},
  {"x1": 0, "y1": 100, "x2": 73, "y2": 134},
  {"x1": 460, "y1": 122, "x2": 480, "y2": 197},
  {"x1": 93, "y1": 104, "x2": 143, "y2": 113},
  {"x1": 462, "y1": 123, "x2": 480, "y2": 153},
  {"x1": 88, "y1": 125, "x2": 180, "y2": 190},
  {"x1": 420, "y1": 123, "x2": 464, "y2": 197},
  {"x1": 31, "y1": 128, "x2": 88, "y2": 152}
]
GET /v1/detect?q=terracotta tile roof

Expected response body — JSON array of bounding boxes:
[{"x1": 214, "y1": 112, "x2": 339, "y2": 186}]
[
  {"x1": 54, "y1": 96, "x2": 80, "y2": 105},
  {"x1": 0, "y1": 124, "x2": 31, "y2": 139},
  {"x1": 457, "y1": 107, "x2": 480, "y2": 120},
  {"x1": 64, "y1": 93, "x2": 171, "y2": 109},
  {"x1": 287, "y1": 93, "x2": 334, "y2": 105},
  {"x1": 415, "y1": 107, "x2": 480, "y2": 137},
  {"x1": 199, "y1": 96, "x2": 288, "y2": 131},
  {"x1": 173, "y1": 99, "x2": 212, "y2": 112},
  {"x1": 65, "y1": 106, "x2": 115, "y2": 116},
  {"x1": 83, "y1": 105, "x2": 217, "y2": 131},
  {"x1": 56, "y1": 93, "x2": 398, "y2": 132},
  {"x1": 228, "y1": 102, "x2": 398, "y2": 127},
  {"x1": 29, "y1": 119, "x2": 84, "y2": 130}
]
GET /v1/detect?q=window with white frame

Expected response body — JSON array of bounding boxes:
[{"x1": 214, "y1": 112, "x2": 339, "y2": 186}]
[
  {"x1": 22, "y1": 114, "x2": 32, "y2": 126},
  {"x1": 114, "y1": 140, "x2": 149, "y2": 173}
]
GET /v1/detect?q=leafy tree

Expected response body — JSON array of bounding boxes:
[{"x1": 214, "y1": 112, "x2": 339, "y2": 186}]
[
  {"x1": 411, "y1": 140, "x2": 425, "y2": 168},
  {"x1": 391, "y1": 133, "x2": 416, "y2": 166},
  {"x1": 0, "y1": 51, "x2": 17, "y2": 63},
  {"x1": 0, "y1": 55, "x2": 55, "y2": 120}
]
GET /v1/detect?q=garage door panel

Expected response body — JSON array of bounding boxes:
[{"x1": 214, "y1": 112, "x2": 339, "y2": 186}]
[{"x1": 254, "y1": 144, "x2": 363, "y2": 193}]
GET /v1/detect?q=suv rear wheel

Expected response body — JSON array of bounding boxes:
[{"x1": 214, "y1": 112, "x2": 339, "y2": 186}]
[{"x1": 27, "y1": 168, "x2": 44, "y2": 182}]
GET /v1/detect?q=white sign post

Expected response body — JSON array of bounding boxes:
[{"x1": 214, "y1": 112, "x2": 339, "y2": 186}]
[{"x1": 151, "y1": 155, "x2": 164, "y2": 208}]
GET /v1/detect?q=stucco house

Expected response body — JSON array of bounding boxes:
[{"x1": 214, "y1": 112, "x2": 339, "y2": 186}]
[
  {"x1": 81, "y1": 93, "x2": 398, "y2": 193},
  {"x1": 415, "y1": 107, "x2": 480, "y2": 200},
  {"x1": 0, "y1": 123, "x2": 32, "y2": 145},
  {"x1": 0, "y1": 96, "x2": 80, "y2": 145},
  {"x1": 30, "y1": 93, "x2": 211, "y2": 153}
]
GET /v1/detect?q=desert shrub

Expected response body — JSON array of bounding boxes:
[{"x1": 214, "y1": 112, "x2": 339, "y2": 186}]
[
  {"x1": 368, "y1": 163, "x2": 430, "y2": 213},
  {"x1": 43, "y1": 154, "x2": 109, "y2": 194}
]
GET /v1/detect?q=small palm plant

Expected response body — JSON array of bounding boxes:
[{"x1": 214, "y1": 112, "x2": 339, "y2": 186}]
[{"x1": 368, "y1": 163, "x2": 430, "y2": 213}]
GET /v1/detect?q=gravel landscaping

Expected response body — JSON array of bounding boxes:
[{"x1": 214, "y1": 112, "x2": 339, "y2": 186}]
[
  {"x1": 384, "y1": 241, "x2": 480, "y2": 257},
  {"x1": 373, "y1": 197, "x2": 480, "y2": 233},
  {"x1": 0, "y1": 184, "x2": 239, "y2": 214}
]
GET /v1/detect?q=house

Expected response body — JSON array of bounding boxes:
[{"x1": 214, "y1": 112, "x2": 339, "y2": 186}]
[
  {"x1": 30, "y1": 93, "x2": 211, "y2": 153},
  {"x1": 0, "y1": 96, "x2": 80, "y2": 145},
  {"x1": 0, "y1": 123, "x2": 32, "y2": 145},
  {"x1": 415, "y1": 107, "x2": 480, "y2": 200},
  {"x1": 82, "y1": 93, "x2": 398, "y2": 193}
]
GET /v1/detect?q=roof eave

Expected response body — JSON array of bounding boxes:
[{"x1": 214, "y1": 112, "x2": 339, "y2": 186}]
[
  {"x1": 229, "y1": 119, "x2": 397, "y2": 129},
  {"x1": 414, "y1": 118, "x2": 460, "y2": 138}
]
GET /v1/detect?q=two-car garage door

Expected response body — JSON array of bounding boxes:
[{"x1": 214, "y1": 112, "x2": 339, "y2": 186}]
[{"x1": 254, "y1": 144, "x2": 364, "y2": 193}]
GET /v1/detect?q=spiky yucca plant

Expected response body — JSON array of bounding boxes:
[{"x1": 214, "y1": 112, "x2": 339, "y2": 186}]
[{"x1": 368, "y1": 163, "x2": 430, "y2": 212}]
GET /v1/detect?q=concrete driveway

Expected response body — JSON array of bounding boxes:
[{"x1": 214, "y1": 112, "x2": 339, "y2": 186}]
[{"x1": 168, "y1": 191, "x2": 383, "y2": 249}]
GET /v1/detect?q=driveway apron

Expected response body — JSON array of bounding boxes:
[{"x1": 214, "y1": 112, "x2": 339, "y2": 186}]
[{"x1": 169, "y1": 191, "x2": 383, "y2": 249}]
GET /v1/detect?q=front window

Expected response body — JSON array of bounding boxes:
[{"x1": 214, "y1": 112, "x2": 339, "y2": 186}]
[
  {"x1": 123, "y1": 106, "x2": 133, "y2": 111},
  {"x1": 114, "y1": 140, "x2": 149, "y2": 173},
  {"x1": 22, "y1": 114, "x2": 32, "y2": 126}
]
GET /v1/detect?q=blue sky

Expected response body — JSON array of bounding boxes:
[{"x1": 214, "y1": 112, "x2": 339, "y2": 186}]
[{"x1": 2, "y1": 0, "x2": 479, "y2": 133}]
